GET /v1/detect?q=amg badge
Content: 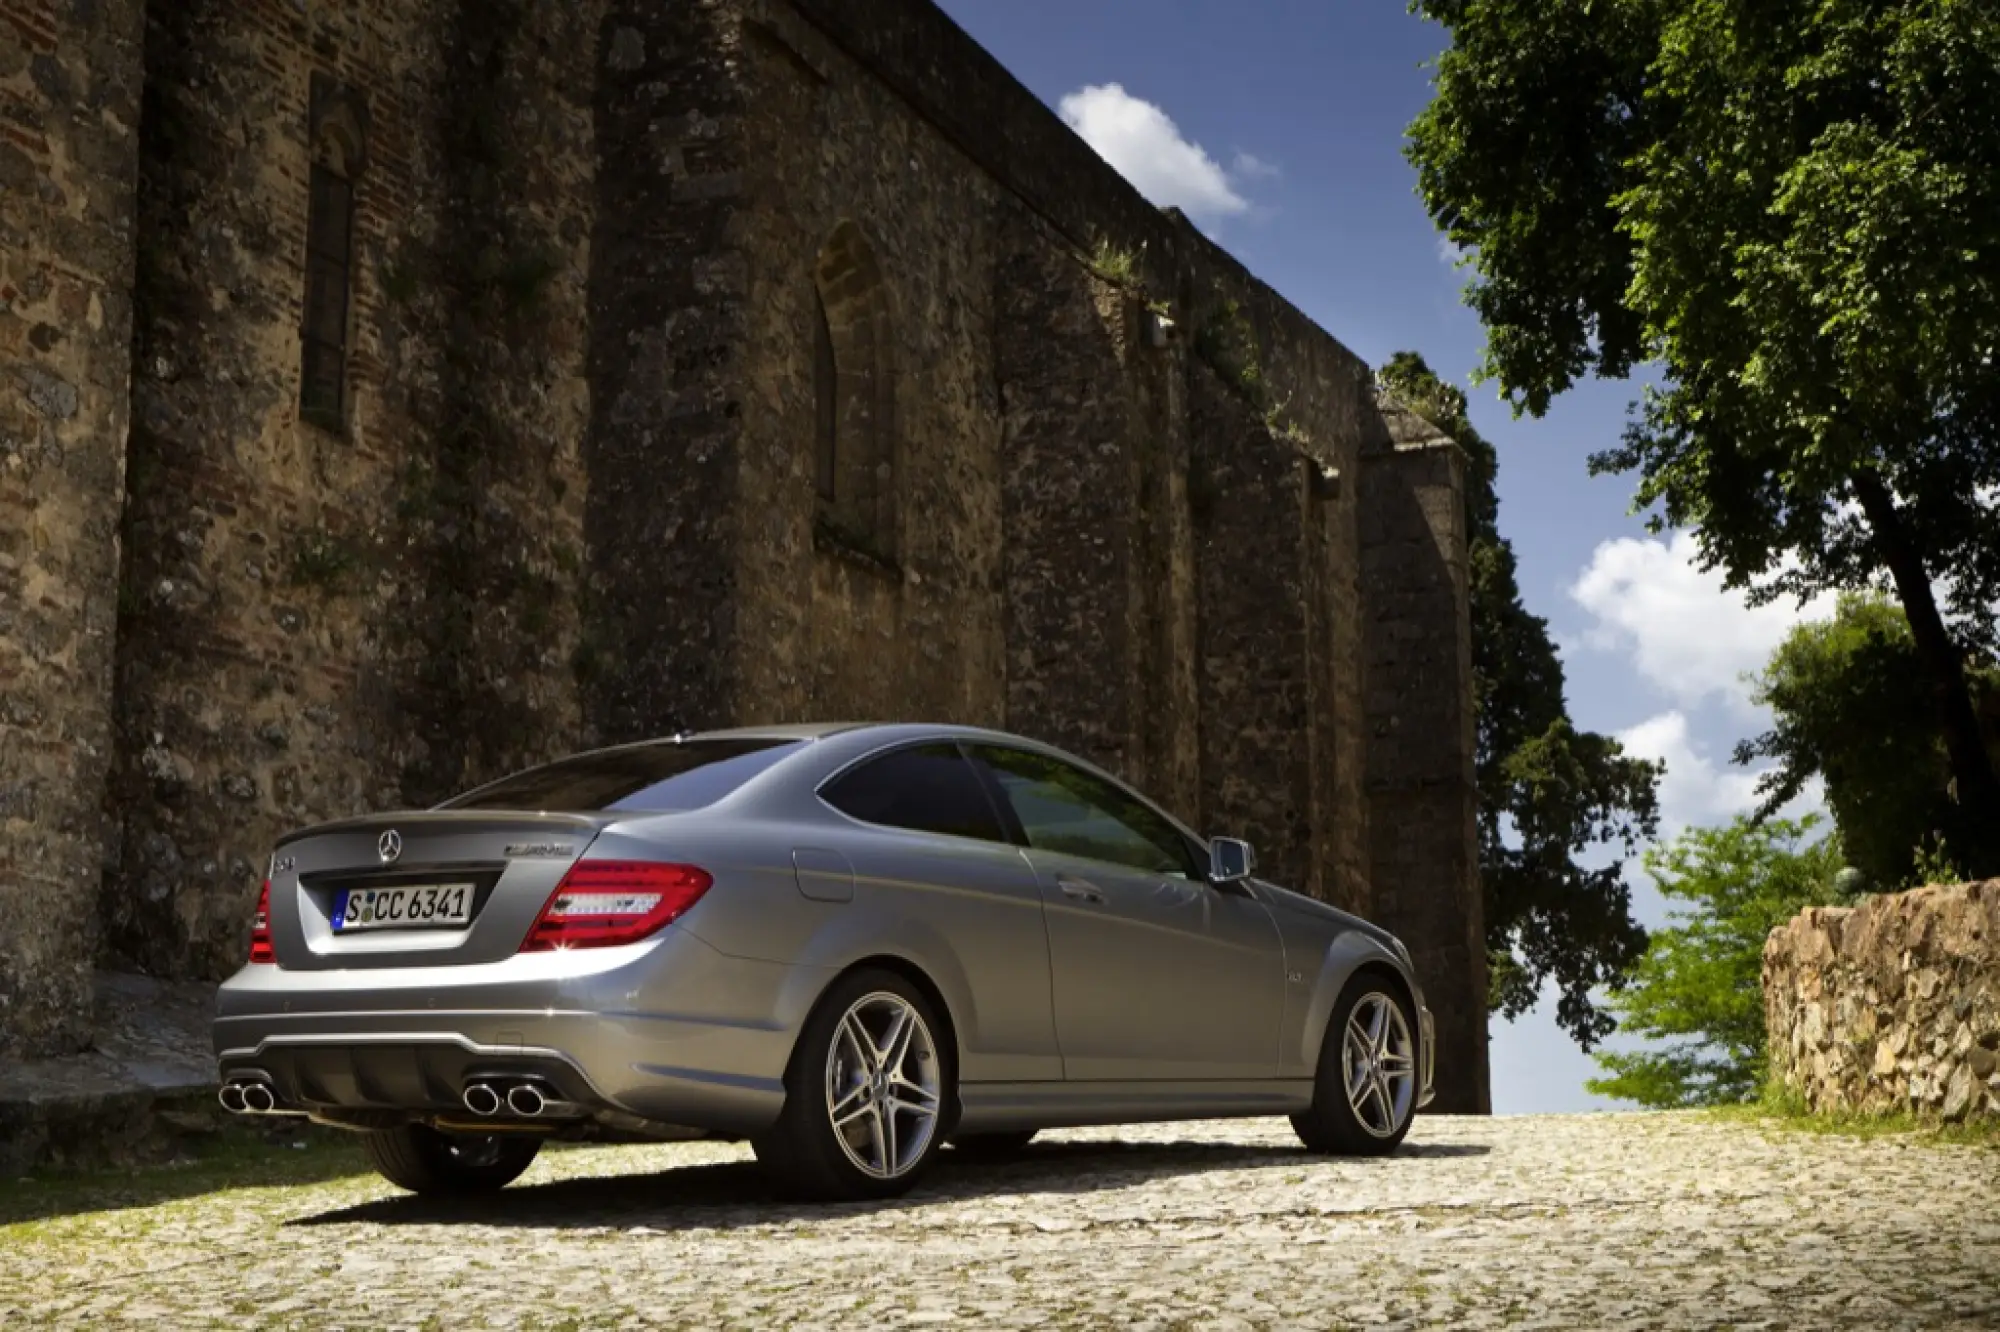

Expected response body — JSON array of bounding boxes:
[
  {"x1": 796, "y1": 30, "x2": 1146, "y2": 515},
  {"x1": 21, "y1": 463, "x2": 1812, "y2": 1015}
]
[{"x1": 505, "y1": 842, "x2": 572, "y2": 859}]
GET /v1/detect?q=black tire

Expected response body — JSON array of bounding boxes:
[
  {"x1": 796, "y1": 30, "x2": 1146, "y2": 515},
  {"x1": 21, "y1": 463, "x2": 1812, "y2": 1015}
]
[
  {"x1": 1292, "y1": 971, "x2": 1420, "y2": 1156},
  {"x1": 950, "y1": 1130, "x2": 1037, "y2": 1159},
  {"x1": 753, "y1": 968, "x2": 953, "y2": 1201},
  {"x1": 361, "y1": 1124, "x2": 542, "y2": 1194}
]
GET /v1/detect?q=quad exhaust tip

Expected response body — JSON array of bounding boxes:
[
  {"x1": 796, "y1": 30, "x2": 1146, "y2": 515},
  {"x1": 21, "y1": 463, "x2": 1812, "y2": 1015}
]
[
  {"x1": 462, "y1": 1079, "x2": 568, "y2": 1118},
  {"x1": 220, "y1": 1080, "x2": 277, "y2": 1114},
  {"x1": 462, "y1": 1083, "x2": 502, "y2": 1117}
]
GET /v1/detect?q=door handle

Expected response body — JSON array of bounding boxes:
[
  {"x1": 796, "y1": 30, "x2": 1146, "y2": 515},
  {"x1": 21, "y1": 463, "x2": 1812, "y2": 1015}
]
[{"x1": 1056, "y1": 876, "x2": 1105, "y2": 905}]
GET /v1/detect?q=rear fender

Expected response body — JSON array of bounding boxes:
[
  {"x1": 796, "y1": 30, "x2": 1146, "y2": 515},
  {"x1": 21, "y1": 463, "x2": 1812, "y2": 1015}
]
[{"x1": 773, "y1": 911, "x2": 980, "y2": 1068}]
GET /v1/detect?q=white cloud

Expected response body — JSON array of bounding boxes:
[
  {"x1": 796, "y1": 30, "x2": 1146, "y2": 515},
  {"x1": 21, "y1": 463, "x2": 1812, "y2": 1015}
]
[
  {"x1": 1569, "y1": 530, "x2": 1837, "y2": 713},
  {"x1": 1616, "y1": 711, "x2": 1764, "y2": 839},
  {"x1": 1057, "y1": 84, "x2": 1259, "y2": 226},
  {"x1": 1617, "y1": 710, "x2": 1825, "y2": 846},
  {"x1": 1230, "y1": 150, "x2": 1281, "y2": 181},
  {"x1": 1437, "y1": 236, "x2": 1466, "y2": 267}
]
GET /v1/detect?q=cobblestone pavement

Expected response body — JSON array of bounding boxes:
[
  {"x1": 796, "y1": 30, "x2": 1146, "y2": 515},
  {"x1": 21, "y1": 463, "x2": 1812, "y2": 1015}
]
[{"x1": 4, "y1": 1111, "x2": 1997, "y2": 1330}]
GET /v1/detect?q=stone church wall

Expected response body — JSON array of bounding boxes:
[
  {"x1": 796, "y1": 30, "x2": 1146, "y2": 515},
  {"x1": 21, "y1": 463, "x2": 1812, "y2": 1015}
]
[
  {"x1": 0, "y1": 0, "x2": 147, "y2": 1058},
  {"x1": 1361, "y1": 401, "x2": 1487, "y2": 1113},
  {"x1": 95, "y1": 0, "x2": 601, "y2": 989},
  {"x1": 1766, "y1": 881, "x2": 2000, "y2": 1122},
  {"x1": 1, "y1": 0, "x2": 1486, "y2": 1115}
]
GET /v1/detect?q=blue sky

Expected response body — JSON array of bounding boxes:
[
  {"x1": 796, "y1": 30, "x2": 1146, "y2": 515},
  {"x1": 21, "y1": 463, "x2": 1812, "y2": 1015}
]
[{"x1": 935, "y1": 0, "x2": 1832, "y2": 1112}]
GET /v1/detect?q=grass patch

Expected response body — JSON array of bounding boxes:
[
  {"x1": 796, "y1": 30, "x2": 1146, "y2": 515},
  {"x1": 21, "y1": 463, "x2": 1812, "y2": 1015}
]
[
  {"x1": 0, "y1": 1128, "x2": 371, "y2": 1233},
  {"x1": 286, "y1": 529, "x2": 365, "y2": 592},
  {"x1": 1087, "y1": 237, "x2": 1141, "y2": 286},
  {"x1": 1705, "y1": 1081, "x2": 2000, "y2": 1149}
]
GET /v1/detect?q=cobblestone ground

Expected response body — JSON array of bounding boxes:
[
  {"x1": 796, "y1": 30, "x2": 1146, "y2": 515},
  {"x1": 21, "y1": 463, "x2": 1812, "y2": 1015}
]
[{"x1": 3, "y1": 1111, "x2": 1997, "y2": 1330}]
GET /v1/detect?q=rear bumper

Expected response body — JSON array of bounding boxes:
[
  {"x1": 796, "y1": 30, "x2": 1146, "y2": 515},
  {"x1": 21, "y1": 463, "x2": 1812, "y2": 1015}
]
[{"x1": 213, "y1": 926, "x2": 823, "y2": 1136}]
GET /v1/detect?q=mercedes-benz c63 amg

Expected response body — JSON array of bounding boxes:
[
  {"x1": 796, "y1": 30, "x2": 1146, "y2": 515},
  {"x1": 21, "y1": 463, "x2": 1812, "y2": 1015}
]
[{"x1": 214, "y1": 723, "x2": 1435, "y2": 1200}]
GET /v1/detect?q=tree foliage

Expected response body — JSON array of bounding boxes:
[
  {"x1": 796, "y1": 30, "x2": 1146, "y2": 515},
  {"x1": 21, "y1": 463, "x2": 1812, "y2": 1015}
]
[
  {"x1": 1380, "y1": 352, "x2": 1661, "y2": 1050},
  {"x1": 1587, "y1": 815, "x2": 1847, "y2": 1109},
  {"x1": 1408, "y1": 0, "x2": 2000, "y2": 874},
  {"x1": 1737, "y1": 591, "x2": 2000, "y2": 889}
]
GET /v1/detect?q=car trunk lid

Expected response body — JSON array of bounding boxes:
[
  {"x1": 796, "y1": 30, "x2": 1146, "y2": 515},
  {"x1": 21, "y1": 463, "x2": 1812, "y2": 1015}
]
[{"x1": 266, "y1": 811, "x2": 613, "y2": 970}]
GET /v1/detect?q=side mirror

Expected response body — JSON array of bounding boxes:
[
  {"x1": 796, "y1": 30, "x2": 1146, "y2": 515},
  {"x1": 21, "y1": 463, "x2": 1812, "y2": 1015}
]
[{"x1": 1208, "y1": 837, "x2": 1256, "y2": 884}]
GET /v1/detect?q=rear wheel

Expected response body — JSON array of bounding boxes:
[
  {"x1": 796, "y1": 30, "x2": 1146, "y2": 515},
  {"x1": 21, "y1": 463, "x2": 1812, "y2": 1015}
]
[
  {"x1": 1292, "y1": 972, "x2": 1419, "y2": 1156},
  {"x1": 753, "y1": 969, "x2": 951, "y2": 1201},
  {"x1": 950, "y1": 1130, "x2": 1037, "y2": 1159},
  {"x1": 361, "y1": 1124, "x2": 542, "y2": 1194}
]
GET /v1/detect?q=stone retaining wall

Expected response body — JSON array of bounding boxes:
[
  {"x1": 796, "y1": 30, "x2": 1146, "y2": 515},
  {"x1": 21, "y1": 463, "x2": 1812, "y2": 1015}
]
[{"x1": 1764, "y1": 880, "x2": 2000, "y2": 1121}]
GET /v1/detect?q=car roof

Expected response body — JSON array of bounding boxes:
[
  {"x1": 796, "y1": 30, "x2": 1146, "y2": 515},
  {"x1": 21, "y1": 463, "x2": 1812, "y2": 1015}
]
[
  {"x1": 674, "y1": 721, "x2": 1030, "y2": 746},
  {"x1": 475, "y1": 722, "x2": 1216, "y2": 847},
  {"x1": 674, "y1": 721, "x2": 873, "y2": 741}
]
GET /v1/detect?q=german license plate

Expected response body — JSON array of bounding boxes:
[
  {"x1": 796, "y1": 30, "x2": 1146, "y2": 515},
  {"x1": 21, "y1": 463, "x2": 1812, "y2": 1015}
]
[{"x1": 332, "y1": 883, "x2": 476, "y2": 932}]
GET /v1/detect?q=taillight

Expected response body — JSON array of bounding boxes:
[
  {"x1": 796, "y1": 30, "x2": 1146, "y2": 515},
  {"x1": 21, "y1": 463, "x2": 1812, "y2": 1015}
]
[
  {"x1": 249, "y1": 880, "x2": 275, "y2": 964},
  {"x1": 519, "y1": 861, "x2": 713, "y2": 952}
]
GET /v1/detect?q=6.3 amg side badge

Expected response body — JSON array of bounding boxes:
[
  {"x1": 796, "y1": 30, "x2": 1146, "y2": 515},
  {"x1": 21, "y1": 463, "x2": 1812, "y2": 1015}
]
[{"x1": 377, "y1": 829, "x2": 402, "y2": 864}]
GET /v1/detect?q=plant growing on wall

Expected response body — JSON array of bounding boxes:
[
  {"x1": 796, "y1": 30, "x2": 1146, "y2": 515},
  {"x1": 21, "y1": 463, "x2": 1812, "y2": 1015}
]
[
  {"x1": 1587, "y1": 815, "x2": 1848, "y2": 1109},
  {"x1": 1380, "y1": 351, "x2": 1663, "y2": 1050}
]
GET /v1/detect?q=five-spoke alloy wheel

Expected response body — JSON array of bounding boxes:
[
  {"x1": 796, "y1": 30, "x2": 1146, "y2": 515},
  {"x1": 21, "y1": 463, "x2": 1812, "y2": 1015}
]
[
  {"x1": 824, "y1": 990, "x2": 944, "y2": 1181},
  {"x1": 1292, "y1": 971, "x2": 1419, "y2": 1155},
  {"x1": 754, "y1": 968, "x2": 953, "y2": 1200}
]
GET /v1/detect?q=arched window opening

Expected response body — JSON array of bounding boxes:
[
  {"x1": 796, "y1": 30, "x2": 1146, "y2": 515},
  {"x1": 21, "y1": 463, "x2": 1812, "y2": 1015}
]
[
  {"x1": 811, "y1": 222, "x2": 897, "y2": 561},
  {"x1": 301, "y1": 76, "x2": 369, "y2": 433},
  {"x1": 813, "y1": 289, "x2": 837, "y2": 503}
]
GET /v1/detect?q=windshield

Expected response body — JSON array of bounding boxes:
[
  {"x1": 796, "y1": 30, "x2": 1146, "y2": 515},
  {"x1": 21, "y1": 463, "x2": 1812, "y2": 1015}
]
[{"x1": 439, "y1": 738, "x2": 805, "y2": 813}]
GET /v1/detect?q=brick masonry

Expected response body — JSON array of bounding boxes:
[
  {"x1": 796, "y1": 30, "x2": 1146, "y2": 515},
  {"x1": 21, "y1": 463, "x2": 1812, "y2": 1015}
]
[
  {"x1": 0, "y1": 0, "x2": 146, "y2": 1059},
  {"x1": 1, "y1": 0, "x2": 1486, "y2": 1111},
  {"x1": 100, "y1": 0, "x2": 597, "y2": 985},
  {"x1": 1362, "y1": 401, "x2": 1488, "y2": 1113}
]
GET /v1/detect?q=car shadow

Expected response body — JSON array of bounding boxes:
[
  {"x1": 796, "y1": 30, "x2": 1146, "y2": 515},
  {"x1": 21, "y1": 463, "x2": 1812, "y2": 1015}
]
[{"x1": 288, "y1": 1134, "x2": 1492, "y2": 1232}]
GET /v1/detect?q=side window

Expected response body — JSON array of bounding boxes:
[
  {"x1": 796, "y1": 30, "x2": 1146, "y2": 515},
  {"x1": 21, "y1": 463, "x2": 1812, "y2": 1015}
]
[
  {"x1": 970, "y1": 746, "x2": 1195, "y2": 878},
  {"x1": 821, "y1": 744, "x2": 1008, "y2": 844}
]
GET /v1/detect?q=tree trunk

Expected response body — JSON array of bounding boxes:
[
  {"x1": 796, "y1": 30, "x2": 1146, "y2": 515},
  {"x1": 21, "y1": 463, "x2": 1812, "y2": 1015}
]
[{"x1": 1850, "y1": 468, "x2": 2000, "y2": 878}]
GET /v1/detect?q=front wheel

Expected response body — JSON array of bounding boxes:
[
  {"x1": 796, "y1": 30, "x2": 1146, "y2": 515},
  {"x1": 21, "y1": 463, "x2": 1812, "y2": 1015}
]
[
  {"x1": 1292, "y1": 973, "x2": 1419, "y2": 1156},
  {"x1": 753, "y1": 969, "x2": 952, "y2": 1201},
  {"x1": 361, "y1": 1124, "x2": 542, "y2": 1194}
]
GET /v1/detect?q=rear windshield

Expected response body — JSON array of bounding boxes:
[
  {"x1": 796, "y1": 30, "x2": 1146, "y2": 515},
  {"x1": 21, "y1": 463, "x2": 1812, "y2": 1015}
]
[{"x1": 440, "y1": 738, "x2": 804, "y2": 813}]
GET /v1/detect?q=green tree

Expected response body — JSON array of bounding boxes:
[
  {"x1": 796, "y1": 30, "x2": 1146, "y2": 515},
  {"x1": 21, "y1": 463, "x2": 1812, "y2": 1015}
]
[
  {"x1": 1587, "y1": 815, "x2": 1848, "y2": 1108},
  {"x1": 1406, "y1": 0, "x2": 2000, "y2": 875},
  {"x1": 1380, "y1": 352, "x2": 1662, "y2": 1050},
  {"x1": 1736, "y1": 591, "x2": 2000, "y2": 889}
]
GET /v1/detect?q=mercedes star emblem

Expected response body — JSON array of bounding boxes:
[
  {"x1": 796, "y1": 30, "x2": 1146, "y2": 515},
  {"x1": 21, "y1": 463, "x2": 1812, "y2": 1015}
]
[{"x1": 378, "y1": 829, "x2": 403, "y2": 864}]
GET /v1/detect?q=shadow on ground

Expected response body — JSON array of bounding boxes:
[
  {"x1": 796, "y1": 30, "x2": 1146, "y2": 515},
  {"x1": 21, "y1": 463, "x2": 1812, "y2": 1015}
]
[
  {"x1": 1, "y1": 1125, "x2": 371, "y2": 1230},
  {"x1": 289, "y1": 1135, "x2": 1492, "y2": 1233}
]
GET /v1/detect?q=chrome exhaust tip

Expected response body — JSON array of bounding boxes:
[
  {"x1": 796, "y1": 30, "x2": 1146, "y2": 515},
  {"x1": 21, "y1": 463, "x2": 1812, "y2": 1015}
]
[
  {"x1": 218, "y1": 1083, "x2": 248, "y2": 1114},
  {"x1": 462, "y1": 1083, "x2": 502, "y2": 1117},
  {"x1": 241, "y1": 1083, "x2": 277, "y2": 1114},
  {"x1": 505, "y1": 1083, "x2": 546, "y2": 1118}
]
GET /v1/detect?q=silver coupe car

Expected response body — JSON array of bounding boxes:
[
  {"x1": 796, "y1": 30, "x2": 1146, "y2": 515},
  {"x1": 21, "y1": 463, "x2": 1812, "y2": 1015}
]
[{"x1": 214, "y1": 723, "x2": 1435, "y2": 1200}]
